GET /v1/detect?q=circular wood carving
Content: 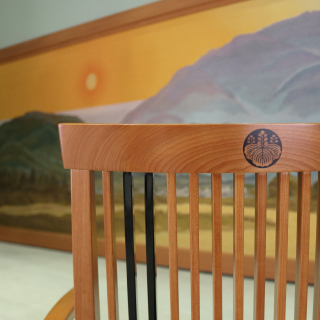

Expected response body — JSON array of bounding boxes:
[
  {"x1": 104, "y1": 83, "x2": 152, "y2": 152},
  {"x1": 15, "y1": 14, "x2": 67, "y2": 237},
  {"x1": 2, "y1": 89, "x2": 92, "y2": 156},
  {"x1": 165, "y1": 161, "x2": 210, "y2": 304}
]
[{"x1": 243, "y1": 129, "x2": 282, "y2": 168}]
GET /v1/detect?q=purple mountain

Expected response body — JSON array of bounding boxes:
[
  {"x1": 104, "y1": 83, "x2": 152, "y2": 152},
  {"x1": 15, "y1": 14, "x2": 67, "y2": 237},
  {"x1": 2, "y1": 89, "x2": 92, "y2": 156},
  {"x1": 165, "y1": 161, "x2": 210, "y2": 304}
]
[{"x1": 122, "y1": 11, "x2": 320, "y2": 124}]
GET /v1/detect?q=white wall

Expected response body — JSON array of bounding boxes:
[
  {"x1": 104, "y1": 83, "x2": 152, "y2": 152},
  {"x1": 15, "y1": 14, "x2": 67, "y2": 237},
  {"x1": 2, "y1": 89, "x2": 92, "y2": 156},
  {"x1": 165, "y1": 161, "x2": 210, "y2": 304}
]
[{"x1": 0, "y1": 0, "x2": 159, "y2": 49}]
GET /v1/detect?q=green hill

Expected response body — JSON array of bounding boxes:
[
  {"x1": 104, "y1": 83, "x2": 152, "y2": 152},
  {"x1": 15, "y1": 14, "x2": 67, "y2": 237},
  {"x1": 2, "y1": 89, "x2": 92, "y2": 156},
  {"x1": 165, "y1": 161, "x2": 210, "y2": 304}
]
[{"x1": 0, "y1": 111, "x2": 83, "y2": 204}]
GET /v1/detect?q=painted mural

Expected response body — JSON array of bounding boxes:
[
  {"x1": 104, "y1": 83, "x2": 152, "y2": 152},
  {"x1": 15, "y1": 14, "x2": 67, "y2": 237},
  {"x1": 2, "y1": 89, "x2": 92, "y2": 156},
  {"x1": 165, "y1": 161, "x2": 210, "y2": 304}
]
[
  {"x1": 1, "y1": 6, "x2": 320, "y2": 259},
  {"x1": 123, "y1": 11, "x2": 320, "y2": 124},
  {"x1": 0, "y1": 112, "x2": 81, "y2": 233}
]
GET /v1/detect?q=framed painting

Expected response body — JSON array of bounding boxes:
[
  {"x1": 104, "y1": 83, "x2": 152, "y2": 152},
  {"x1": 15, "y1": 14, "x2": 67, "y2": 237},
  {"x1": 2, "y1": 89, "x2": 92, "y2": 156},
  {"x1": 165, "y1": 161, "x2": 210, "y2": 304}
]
[{"x1": 0, "y1": 0, "x2": 320, "y2": 282}]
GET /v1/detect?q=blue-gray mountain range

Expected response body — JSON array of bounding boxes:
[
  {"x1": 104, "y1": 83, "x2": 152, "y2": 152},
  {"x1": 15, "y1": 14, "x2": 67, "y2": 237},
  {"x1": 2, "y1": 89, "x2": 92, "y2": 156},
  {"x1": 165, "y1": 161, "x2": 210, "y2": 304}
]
[{"x1": 123, "y1": 11, "x2": 320, "y2": 124}]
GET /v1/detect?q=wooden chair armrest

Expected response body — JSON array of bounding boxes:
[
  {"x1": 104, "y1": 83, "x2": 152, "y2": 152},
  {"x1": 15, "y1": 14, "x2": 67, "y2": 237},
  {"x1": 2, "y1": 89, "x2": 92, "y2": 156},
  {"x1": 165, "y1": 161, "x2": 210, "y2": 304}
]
[{"x1": 44, "y1": 288, "x2": 74, "y2": 320}]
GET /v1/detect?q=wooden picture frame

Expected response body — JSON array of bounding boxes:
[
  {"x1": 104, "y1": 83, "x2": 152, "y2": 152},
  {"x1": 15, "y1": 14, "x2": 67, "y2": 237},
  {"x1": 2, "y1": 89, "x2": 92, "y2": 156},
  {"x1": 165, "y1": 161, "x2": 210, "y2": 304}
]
[{"x1": 0, "y1": 0, "x2": 249, "y2": 65}]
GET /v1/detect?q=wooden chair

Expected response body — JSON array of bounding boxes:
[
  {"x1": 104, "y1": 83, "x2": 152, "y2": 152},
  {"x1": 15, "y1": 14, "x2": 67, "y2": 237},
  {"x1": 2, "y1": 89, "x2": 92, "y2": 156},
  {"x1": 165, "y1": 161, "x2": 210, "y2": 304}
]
[
  {"x1": 44, "y1": 289, "x2": 74, "y2": 320},
  {"x1": 55, "y1": 123, "x2": 320, "y2": 320}
]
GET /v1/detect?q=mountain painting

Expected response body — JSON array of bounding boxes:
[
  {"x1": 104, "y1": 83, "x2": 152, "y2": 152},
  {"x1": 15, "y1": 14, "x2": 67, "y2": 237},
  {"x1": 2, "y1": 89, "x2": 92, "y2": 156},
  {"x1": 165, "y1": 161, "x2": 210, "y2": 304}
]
[
  {"x1": 123, "y1": 11, "x2": 320, "y2": 124},
  {"x1": 1, "y1": 11, "x2": 320, "y2": 260}
]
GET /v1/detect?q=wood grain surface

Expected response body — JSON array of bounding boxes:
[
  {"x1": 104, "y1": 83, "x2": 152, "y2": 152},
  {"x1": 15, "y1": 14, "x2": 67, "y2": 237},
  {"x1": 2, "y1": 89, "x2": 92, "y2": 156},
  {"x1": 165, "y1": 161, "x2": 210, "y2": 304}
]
[
  {"x1": 44, "y1": 288, "x2": 74, "y2": 320},
  {"x1": 59, "y1": 124, "x2": 320, "y2": 173},
  {"x1": 5, "y1": 123, "x2": 320, "y2": 319},
  {"x1": 274, "y1": 172, "x2": 289, "y2": 320},
  {"x1": 167, "y1": 173, "x2": 179, "y2": 320},
  {"x1": 314, "y1": 173, "x2": 320, "y2": 320},
  {"x1": 190, "y1": 173, "x2": 200, "y2": 320},
  {"x1": 71, "y1": 170, "x2": 100, "y2": 320},
  {"x1": 212, "y1": 173, "x2": 222, "y2": 320},
  {"x1": 233, "y1": 173, "x2": 244, "y2": 320},
  {"x1": 253, "y1": 173, "x2": 267, "y2": 320},
  {"x1": 0, "y1": 0, "x2": 249, "y2": 65},
  {"x1": 295, "y1": 172, "x2": 311, "y2": 320},
  {"x1": 102, "y1": 172, "x2": 119, "y2": 320}
]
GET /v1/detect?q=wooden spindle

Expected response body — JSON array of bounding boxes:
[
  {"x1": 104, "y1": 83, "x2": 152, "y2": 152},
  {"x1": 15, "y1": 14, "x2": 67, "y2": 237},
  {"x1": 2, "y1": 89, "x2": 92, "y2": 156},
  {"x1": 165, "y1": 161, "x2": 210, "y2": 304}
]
[
  {"x1": 233, "y1": 173, "x2": 244, "y2": 320},
  {"x1": 274, "y1": 172, "x2": 289, "y2": 320},
  {"x1": 212, "y1": 173, "x2": 222, "y2": 320},
  {"x1": 123, "y1": 172, "x2": 138, "y2": 320},
  {"x1": 314, "y1": 172, "x2": 320, "y2": 320},
  {"x1": 71, "y1": 170, "x2": 100, "y2": 320},
  {"x1": 167, "y1": 173, "x2": 179, "y2": 320},
  {"x1": 103, "y1": 171, "x2": 119, "y2": 320},
  {"x1": 145, "y1": 173, "x2": 157, "y2": 320},
  {"x1": 190, "y1": 173, "x2": 200, "y2": 320},
  {"x1": 294, "y1": 172, "x2": 311, "y2": 320},
  {"x1": 254, "y1": 173, "x2": 267, "y2": 320}
]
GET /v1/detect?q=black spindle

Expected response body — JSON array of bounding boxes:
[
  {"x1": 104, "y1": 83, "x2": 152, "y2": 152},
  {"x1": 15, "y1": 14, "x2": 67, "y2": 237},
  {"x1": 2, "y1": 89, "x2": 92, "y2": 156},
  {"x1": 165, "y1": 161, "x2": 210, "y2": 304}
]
[
  {"x1": 123, "y1": 172, "x2": 138, "y2": 320},
  {"x1": 145, "y1": 173, "x2": 157, "y2": 320}
]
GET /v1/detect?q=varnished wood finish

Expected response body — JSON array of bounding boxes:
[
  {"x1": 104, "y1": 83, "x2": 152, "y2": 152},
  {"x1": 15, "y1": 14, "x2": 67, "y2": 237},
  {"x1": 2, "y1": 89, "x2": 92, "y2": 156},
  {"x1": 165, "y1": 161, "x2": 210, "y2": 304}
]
[
  {"x1": 212, "y1": 173, "x2": 222, "y2": 320},
  {"x1": 190, "y1": 173, "x2": 200, "y2": 320},
  {"x1": 44, "y1": 289, "x2": 74, "y2": 320},
  {"x1": 59, "y1": 124, "x2": 320, "y2": 173},
  {"x1": 102, "y1": 172, "x2": 119, "y2": 320},
  {"x1": 274, "y1": 172, "x2": 290, "y2": 320},
  {"x1": 0, "y1": 0, "x2": 249, "y2": 65},
  {"x1": 55, "y1": 123, "x2": 320, "y2": 320},
  {"x1": 167, "y1": 173, "x2": 179, "y2": 320},
  {"x1": 314, "y1": 173, "x2": 320, "y2": 320},
  {"x1": 233, "y1": 173, "x2": 244, "y2": 320},
  {"x1": 295, "y1": 172, "x2": 311, "y2": 320},
  {"x1": 253, "y1": 173, "x2": 267, "y2": 320},
  {"x1": 71, "y1": 170, "x2": 100, "y2": 320}
]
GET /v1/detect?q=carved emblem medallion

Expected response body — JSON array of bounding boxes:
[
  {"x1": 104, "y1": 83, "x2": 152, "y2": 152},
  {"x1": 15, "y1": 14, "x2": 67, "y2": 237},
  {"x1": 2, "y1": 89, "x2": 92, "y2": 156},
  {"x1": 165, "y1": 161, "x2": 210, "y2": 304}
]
[{"x1": 243, "y1": 129, "x2": 282, "y2": 168}]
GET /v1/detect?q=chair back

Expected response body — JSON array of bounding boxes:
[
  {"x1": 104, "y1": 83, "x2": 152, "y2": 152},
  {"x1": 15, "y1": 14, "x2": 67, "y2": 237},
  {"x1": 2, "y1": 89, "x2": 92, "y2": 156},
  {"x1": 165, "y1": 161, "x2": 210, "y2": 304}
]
[{"x1": 59, "y1": 123, "x2": 320, "y2": 320}]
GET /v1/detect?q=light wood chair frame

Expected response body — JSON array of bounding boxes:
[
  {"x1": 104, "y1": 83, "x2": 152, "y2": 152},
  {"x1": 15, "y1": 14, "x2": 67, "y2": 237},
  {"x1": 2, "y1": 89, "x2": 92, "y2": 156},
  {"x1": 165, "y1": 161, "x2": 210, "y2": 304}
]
[{"x1": 58, "y1": 123, "x2": 320, "y2": 320}]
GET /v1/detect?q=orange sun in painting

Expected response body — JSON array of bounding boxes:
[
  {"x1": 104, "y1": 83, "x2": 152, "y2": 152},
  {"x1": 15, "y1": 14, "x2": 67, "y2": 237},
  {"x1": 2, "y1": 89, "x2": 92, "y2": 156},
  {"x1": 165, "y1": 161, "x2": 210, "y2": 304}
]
[
  {"x1": 85, "y1": 73, "x2": 98, "y2": 91},
  {"x1": 78, "y1": 65, "x2": 105, "y2": 106}
]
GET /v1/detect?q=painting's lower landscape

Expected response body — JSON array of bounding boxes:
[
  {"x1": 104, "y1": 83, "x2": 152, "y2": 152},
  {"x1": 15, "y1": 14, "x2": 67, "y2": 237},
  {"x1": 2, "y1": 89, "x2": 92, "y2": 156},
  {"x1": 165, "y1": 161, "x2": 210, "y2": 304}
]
[{"x1": 0, "y1": 174, "x2": 318, "y2": 261}]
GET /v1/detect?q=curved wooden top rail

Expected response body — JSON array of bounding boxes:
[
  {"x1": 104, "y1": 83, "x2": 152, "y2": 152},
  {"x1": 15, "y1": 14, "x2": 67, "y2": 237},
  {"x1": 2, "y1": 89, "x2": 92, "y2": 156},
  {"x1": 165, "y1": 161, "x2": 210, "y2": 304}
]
[{"x1": 59, "y1": 123, "x2": 320, "y2": 173}]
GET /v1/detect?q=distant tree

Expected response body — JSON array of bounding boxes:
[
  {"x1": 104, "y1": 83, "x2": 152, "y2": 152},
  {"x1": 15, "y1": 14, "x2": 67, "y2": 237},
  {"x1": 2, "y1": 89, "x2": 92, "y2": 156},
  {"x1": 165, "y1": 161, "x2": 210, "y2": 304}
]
[
  {"x1": 19, "y1": 171, "x2": 28, "y2": 189},
  {"x1": 0, "y1": 171, "x2": 6, "y2": 189},
  {"x1": 29, "y1": 168, "x2": 36, "y2": 185}
]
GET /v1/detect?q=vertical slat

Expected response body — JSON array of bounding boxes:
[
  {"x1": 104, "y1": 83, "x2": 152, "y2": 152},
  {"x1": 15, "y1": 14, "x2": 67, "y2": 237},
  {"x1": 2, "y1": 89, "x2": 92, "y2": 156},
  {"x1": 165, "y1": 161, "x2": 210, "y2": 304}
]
[
  {"x1": 254, "y1": 173, "x2": 267, "y2": 320},
  {"x1": 145, "y1": 173, "x2": 157, "y2": 320},
  {"x1": 71, "y1": 169, "x2": 100, "y2": 320},
  {"x1": 123, "y1": 172, "x2": 138, "y2": 320},
  {"x1": 167, "y1": 173, "x2": 179, "y2": 320},
  {"x1": 103, "y1": 171, "x2": 119, "y2": 320},
  {"x1": 314, "y1": 172, "x2": 320, "y2": 320},
  {"x1": 233, "y1": 173, "x2": 244, "y2": 320},
  {"x1": 190, "y1": 173, "x2": 200, "y2": 320},
  {"x1": 294, "y1": 172, "x2": 311, "y2": 320},
  {"x1": 274, "y1": 172, "x2": 289, "y2": 320},
  {"x1": 212, "y1": 173, "x2": 222, "y2": 320}
]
